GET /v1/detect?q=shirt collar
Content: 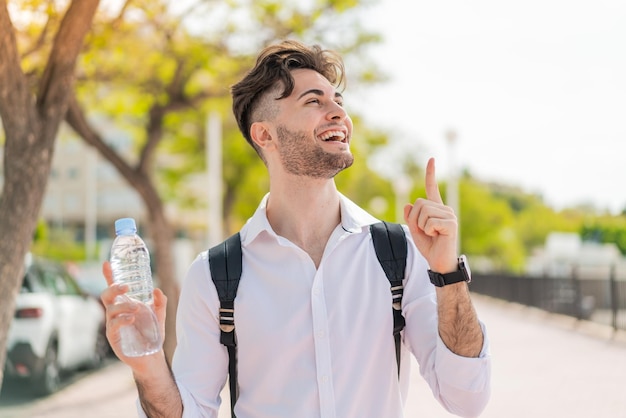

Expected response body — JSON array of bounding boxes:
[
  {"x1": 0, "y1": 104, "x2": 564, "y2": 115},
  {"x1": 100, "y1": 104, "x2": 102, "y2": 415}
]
[{"x1": 240, "y1": 192, "x2": 380, "y2": 246}]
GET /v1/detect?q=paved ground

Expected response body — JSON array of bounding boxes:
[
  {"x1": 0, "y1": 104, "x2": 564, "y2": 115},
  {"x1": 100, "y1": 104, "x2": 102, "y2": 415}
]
[
  {"x1": 2, "y1": 295, "x2": 625, "y2": 417},
  {"x1": 406, "y1": 297, "x2": 626, "y2": 417}
]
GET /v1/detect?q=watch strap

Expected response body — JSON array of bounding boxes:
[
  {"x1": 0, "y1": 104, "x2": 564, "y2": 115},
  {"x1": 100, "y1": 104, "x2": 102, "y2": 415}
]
[
  {"x1": 428, "y1": 269, "x2": 467, "y2": 287},
  {"x1": 428, "y1": 256, "x2": 470, "y2": 287}
]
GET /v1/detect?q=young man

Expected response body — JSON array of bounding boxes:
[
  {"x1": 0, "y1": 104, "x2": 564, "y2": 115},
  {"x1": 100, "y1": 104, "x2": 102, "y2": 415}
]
[{"x1": 102, "y1": 40, "x2": 491, "y2": 418}]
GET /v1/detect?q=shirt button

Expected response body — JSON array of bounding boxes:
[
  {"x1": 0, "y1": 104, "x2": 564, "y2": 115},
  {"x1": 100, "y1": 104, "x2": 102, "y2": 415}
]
[
  {"x1": 321, "y1": 375, "x2": 329, "y2": 383},
  {"x1": 317, "y1": 330, "x2": 326, "y2": 338}
]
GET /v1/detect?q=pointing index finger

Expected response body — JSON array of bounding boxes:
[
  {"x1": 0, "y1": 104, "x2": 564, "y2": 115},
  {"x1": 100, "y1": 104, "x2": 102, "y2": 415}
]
[{"x1": 425, "y1": 157, "x2": 444, "y2": 204}]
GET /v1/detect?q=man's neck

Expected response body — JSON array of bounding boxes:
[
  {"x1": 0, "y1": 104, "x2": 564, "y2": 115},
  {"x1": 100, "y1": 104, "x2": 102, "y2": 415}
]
[{"x1": 266, "y1": 176, "x2": 341, "y2": 268}]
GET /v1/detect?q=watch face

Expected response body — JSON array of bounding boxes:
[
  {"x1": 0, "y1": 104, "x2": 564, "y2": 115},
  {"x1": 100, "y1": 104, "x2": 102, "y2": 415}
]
[{"x1": 459, "y1": 254, "x2": 471, "y2": 282}]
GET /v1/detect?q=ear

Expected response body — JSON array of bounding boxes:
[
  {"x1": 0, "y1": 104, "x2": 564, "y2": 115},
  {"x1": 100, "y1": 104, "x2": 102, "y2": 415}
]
[{"x1": 250, "y1": 121, "x2": 274, "y2": 150}]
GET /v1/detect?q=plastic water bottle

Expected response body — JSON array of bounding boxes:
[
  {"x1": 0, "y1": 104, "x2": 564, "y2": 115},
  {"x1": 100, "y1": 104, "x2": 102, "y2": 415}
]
[{"x1": 109, "y1": 218, "x2": 162, "y2": 357}]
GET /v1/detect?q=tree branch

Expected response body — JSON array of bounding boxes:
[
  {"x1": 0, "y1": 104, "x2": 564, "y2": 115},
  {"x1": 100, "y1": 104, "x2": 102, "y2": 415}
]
[
  {"x1": 0, "y1": 1, "x2": 29, "y2": 124},
  {"x1": 21, "y1": 7, "x2": 53, "y2": 59},
  {"x1": 138, "y1": 105, "x2": 165, "y2": 175},
  {"x1": 65, "y1": 93, "x2": 139, "y2": 183},
  {"x1": 36, "y1": 0, "x2": 100, "y2": 116},
  {"x1": 111, "y1": 0, "x2": 133, "y2": 28},
  {"x1": 137, "y1": 58, "x2": 189, "y2": 174}
]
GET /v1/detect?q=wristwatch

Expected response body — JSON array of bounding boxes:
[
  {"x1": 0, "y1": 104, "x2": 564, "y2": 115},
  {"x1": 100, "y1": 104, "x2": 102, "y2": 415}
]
[{"x1": 428, "y1": 255, "x2": 472, "y2": 287}]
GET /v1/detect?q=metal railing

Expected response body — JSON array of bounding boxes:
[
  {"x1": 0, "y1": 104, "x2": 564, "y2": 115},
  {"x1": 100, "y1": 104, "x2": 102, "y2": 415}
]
[{"x1": 470, "y1": 270, "x2": 626, "y2": 332}]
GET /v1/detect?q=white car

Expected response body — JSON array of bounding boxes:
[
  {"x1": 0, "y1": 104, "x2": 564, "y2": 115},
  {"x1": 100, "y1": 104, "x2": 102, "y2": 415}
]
[{"x1": 4, "y1": 255, "x2": 108, "y2": 395}]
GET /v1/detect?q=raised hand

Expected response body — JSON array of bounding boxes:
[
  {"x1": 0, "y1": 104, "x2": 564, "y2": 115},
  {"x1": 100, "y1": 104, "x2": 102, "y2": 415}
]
[{"x1": 403, "y1": 157, "x2": 458, "y2": 273}]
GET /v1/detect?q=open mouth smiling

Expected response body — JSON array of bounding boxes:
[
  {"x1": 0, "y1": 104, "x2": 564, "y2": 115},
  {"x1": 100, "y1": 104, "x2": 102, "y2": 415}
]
[{"x1": 317, "y1": 130, "x2": 347, "y2": 143}]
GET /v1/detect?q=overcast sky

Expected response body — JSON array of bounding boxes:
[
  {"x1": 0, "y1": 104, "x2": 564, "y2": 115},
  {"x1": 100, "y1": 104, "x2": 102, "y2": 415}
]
[{"x1": 353, "y1": 0, "x2": 626, "y2": 213}]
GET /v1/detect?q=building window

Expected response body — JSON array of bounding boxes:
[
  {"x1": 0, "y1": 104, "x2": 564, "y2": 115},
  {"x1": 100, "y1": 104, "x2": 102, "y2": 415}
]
[{"x1": 68, "y1": 167, "x2": 80, "y2": 179}]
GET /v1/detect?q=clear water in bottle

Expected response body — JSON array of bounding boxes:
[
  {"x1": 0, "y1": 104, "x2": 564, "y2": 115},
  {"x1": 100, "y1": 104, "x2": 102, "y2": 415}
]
[{"x1": 110, "y1": 218, "x2": 162, "y2": 357}]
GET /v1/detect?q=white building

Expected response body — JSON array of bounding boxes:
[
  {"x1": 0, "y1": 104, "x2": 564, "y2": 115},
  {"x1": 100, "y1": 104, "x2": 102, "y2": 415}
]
[
  {"x1": 1, "y1": 122, "x2": 211, "y2": 255},
  {"x1": 526, "y1": 232, "x2": 626, "y2": 280},
  {"x1": 43, "y1": 128, "x2": 144, "y2": 229}
]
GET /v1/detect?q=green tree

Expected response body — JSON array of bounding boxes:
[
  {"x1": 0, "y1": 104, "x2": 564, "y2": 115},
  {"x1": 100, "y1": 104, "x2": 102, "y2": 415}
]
[
  {"x1": 515, "y1": 201, "x2": 581, "y2": 252},
  {"x1": 0, "y1": 0, "x2": 100, "y2": 391},
  {"x1": 581, "y1": 215, "x2": 626, "y2": 255},
  {"x1": 458, "y1": 178, "x2": 526, "y2": 271}
]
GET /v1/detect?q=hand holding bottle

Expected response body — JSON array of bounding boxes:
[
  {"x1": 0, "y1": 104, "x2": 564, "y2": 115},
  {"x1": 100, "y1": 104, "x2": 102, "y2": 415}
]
[
  {"x1": 101, "y1": 217, "x2": 166, "y2": 374},
  {"x1": 101, "y1": 261, "x2": 167, "y2": 367}
]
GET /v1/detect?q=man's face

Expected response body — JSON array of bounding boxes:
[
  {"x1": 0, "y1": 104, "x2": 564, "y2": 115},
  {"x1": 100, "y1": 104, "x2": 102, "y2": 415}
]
[{"x1": 270, "y1": 69, "x2": 354, "y2": 179}]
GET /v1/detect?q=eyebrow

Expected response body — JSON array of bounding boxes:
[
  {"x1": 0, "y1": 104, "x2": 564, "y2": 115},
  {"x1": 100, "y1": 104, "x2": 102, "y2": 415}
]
[{"x1": 297, "y1": 89, "x2": 343, "y2": 101}]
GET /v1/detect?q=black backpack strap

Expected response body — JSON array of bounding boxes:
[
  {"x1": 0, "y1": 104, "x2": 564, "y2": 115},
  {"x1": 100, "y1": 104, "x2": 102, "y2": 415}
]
[
  {"x1": 208, "y1": 233, "x2": 242, "y2": 418},
  {"x1": 370, "y1": 221, "x2": 407, "y2": 378}
]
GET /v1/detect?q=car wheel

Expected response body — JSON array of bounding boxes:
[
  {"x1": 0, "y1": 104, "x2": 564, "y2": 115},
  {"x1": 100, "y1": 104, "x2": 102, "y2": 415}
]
[{"x1": 34, "y1": 342, "x2": 61, "y2": 396}]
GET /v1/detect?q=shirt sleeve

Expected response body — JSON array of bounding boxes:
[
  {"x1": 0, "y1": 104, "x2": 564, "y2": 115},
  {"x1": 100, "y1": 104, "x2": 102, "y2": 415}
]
[
  {"x1": 401, "y1": 229, "x2": 491, "y2": 418},
  {"x1": 136, "y1": 252, "x2": 230, "y2": 418}
]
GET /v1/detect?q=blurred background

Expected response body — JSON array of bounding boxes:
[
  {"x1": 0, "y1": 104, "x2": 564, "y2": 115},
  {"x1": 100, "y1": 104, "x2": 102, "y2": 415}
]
[{"x1": 1, "y1": 0, "x2": 625, "y2": 416}]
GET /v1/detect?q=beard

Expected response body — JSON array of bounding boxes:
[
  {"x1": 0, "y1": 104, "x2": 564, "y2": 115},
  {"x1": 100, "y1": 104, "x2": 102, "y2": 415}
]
[{"x1": 275, "y1": 125, "x2": 354, "y2": 179}]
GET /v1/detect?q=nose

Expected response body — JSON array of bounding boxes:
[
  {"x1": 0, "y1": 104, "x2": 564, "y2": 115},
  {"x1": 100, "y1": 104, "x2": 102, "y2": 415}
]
[{"x1": 327, "y1": 101, "x2": 348, "y2": 122}]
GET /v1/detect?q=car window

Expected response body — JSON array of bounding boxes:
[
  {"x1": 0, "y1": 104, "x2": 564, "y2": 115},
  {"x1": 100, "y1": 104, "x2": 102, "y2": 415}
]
[
  {"x1": 59, "y1": 270, "x2": 82, "y2": 296},
  {"x1": 41, "y1": 268, "x2": 63, "y2": 295},
  {"x1": 21, "y1": 266, "x2": 47, "y2": 294},
  {"x1": 21, "y1": 261, "x2": 84, "y2": 296},
  {"x1": 20, "y1": 270, "x2": 35, "y2": 293},
  {"x1": 44, "y1": 264, "x2": 83, "y2": 296}
]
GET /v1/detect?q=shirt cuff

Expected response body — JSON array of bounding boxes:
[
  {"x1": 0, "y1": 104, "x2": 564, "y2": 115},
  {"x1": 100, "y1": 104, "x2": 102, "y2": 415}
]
[
  {"x1": 134, "y1": 384, "x2": 221, "y2": 418},
  {"x1": 435, "y1": 321, "x2": 491, "y2": 393}
]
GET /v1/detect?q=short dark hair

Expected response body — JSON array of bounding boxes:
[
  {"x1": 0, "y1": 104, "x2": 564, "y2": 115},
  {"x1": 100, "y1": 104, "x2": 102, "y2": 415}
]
[{"x1": 231, "y1": 40, "x2": 345, "y2": 154}]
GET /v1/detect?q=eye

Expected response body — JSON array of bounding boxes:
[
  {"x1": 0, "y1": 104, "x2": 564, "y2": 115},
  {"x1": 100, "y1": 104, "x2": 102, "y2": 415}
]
[
  {"x1": 306, "y1": 98, "x2": 320, "y2": 105},
  {"x1": 335, "y1": 100, "x2": 344, "y2": 107}
]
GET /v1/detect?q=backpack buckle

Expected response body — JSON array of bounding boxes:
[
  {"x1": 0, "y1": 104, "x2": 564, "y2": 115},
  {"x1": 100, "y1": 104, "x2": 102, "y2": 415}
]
[
  {"x1": 219, "y1": 307, "x2": 235, "y2": 333},
  {"x1": 391, "y1": 284, "x2": 403, "y2": 310}
]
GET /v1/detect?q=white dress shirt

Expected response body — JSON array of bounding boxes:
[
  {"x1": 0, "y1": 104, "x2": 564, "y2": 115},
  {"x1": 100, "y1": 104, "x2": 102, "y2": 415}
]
[{"x1": 144, "y1": 194, "x2": 491, "y2": 418}]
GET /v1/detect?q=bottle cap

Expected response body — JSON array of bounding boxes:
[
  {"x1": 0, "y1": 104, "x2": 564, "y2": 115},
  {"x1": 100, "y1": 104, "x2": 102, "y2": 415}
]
[{"x1": 115, "y1": 218, "x2": 137, "y2": 235}]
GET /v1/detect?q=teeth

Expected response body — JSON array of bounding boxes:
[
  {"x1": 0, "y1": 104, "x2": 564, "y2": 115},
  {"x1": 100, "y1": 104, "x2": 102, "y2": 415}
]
[{"x1": 318, "y1": 131, "x2": 346, "y2": 141}]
